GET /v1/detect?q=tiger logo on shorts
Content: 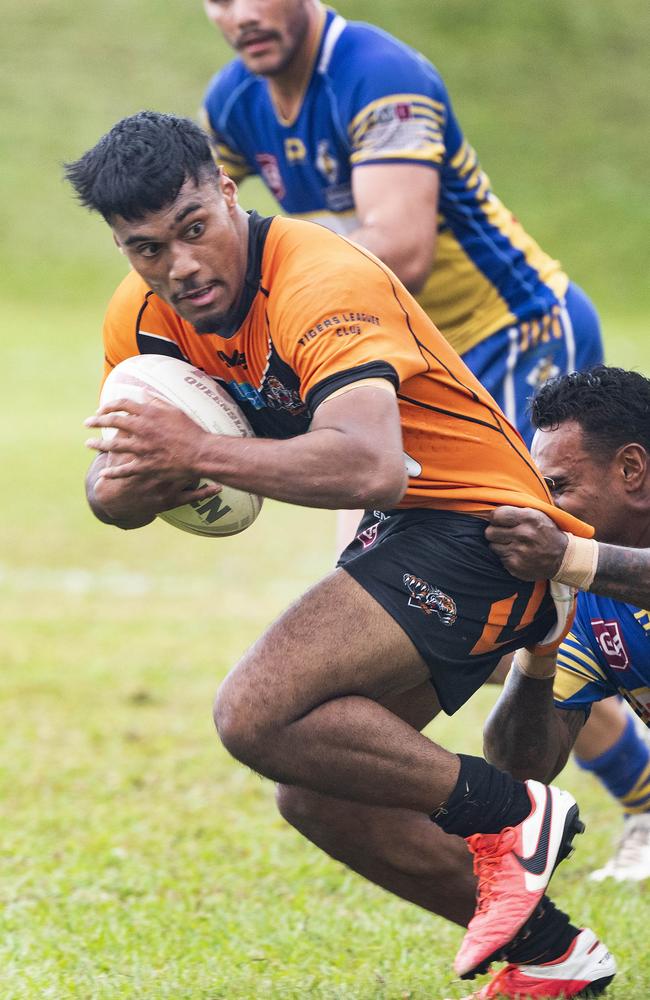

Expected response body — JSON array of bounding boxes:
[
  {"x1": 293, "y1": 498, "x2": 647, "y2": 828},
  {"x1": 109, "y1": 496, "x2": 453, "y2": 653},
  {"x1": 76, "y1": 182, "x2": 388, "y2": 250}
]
[{"x1": 403, "y1": 573, "x2": 457, "y2": 626}]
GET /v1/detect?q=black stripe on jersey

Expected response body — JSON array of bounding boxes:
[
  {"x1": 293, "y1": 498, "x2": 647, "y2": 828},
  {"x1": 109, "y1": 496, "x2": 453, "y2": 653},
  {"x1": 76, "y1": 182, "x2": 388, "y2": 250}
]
[
  {"x1": 136, "y1": 291, "x2": 189, "y2": 361},
  {"x1": 397, "y1": 391, "x2": 502, "y2": 432},
  {"x1": 213, "y1": 211, "x2": 273, "y2": 339},
  {"x1": 136, "y1": 332, "x2": 188, "y2": 360},
  {"x1": 339, "y1": 236, "x2": 484, "y2": 405},
  {"x1": 135, "y1": 290, "x2": 155, "y2": 339},
  {"x1": 488, "y1": 407, "x2": 552, "y2": 498},
  {"x1": 307, "y1": 361, "x2": 399, "y2": 412},
  {"x1": 398, "y1": 391, "x2": 550, "y2": 494}
]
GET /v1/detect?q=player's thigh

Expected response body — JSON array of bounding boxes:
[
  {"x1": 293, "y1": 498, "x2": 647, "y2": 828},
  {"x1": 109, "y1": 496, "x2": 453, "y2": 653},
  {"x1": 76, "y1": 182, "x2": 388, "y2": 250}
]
[{"x1": 218, "y1": 567, "x2": 432, "y2": 728}]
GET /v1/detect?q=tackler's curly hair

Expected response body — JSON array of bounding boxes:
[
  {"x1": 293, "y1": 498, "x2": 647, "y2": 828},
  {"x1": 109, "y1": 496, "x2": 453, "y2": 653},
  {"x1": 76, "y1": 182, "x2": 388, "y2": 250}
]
[
  {"x1": 531, "y1": 365, "x2": 650, "y2": 457},
  {"x1": 64, "y1": 111, "x2": 218, "y2": 222}
]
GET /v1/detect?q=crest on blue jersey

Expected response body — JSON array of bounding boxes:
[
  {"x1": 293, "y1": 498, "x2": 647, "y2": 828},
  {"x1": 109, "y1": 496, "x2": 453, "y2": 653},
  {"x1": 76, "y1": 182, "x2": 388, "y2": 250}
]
[{"x1": 316, "y1": 140, "x2": 339, "y2": 185}]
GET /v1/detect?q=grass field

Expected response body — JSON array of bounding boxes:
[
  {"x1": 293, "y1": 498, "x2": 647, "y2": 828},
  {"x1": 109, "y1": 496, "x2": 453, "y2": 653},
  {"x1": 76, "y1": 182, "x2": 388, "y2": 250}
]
[{"x1": 2, "y1": 1, "x2": 649, "y2": 997}]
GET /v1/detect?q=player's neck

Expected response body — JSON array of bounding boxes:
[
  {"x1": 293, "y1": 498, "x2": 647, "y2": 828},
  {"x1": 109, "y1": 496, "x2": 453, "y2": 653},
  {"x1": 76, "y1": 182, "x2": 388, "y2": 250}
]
[
  {"x1": 267, "y1": 5, "x2": 324, "y2": 124},
  {"x1": 631, "y1": 514, "x2": 650, "y2": 549}
]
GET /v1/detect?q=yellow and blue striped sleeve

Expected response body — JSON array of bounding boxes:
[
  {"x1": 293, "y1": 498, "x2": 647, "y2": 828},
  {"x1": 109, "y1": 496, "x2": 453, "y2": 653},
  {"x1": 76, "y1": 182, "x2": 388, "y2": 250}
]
[
  {"x1": 554, "y1": 630, "x2": 613, "y2": 712},
  {"x1": 348, "y1": 93, "x2": 446, "y2": 167}
]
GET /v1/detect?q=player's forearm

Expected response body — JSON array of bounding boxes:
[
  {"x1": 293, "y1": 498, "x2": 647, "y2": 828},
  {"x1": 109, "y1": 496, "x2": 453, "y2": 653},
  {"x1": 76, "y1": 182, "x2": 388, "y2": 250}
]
[
  {"x1": 483, "y1": 669, "x2": 568, "y2": 782},
  {"x1": 589, "y1": 543, "x2": 650, "y2": 607},
  {"x1": 194, "y1": 428, "x2": 407, "y2": 510}
]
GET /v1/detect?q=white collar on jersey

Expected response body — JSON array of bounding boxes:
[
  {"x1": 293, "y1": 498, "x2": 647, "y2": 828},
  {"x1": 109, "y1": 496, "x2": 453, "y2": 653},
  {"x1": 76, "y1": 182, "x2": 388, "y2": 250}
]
[{"x1": 317, "y1": 13, "x2": 347, "y2": 74}]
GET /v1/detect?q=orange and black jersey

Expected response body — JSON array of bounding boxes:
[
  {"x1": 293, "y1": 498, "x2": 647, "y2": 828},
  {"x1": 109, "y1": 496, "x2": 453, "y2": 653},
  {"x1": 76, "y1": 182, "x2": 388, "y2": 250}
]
[{"x1": 103, "y1": 212, "x2": 591, "y2": 536}]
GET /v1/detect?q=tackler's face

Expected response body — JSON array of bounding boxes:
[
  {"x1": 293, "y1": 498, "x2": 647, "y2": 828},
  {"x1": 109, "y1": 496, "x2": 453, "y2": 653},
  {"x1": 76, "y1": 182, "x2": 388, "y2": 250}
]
[
  {"x1": 204, "y1": 0, "x2": 315, "y2": 77},
  {"x1": 110, "y1": 171, "x2": 248, "y2": 336},
  {"x1": 531, "y1": 420, "x2": 628, "y2": 544}
]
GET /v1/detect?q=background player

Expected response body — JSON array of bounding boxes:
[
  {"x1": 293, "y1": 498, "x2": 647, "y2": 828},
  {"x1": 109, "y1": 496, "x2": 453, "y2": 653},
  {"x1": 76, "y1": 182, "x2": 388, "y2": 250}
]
[
  {"x1": 201, "y1": 0, "x2": 602, "y2": 443},
  {"x1": 485, "y1": 366, "x2": 650, "y2": 882},
  {"x1": 67, "y1": 111, "x2": 612, "y2": 996},
  {"x1": 200, "y1": 0, "x2": 646, "y2": 882}
]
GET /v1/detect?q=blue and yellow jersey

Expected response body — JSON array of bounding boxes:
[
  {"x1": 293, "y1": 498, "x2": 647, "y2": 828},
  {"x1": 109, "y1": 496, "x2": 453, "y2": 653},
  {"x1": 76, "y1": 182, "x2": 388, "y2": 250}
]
[
  {"x1": 555, "y1": 594, "x2": 650, "y2": 726},
  {"x1": 202, "y1": 7, "x2": 568, "y2": 356}
]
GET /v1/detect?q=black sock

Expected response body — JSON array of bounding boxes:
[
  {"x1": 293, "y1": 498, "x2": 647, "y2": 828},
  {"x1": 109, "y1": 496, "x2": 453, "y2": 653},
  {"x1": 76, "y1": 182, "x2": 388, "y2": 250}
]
[
  {"x1": 502, "y1": 896, "x2": 580, "y2": 966},
  {"x1": 431, "y1": 754, "x2": 531, "y2": 837}
]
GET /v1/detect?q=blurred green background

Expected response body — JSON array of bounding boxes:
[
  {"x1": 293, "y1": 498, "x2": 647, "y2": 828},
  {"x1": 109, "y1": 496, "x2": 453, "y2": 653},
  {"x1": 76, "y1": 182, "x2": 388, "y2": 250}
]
[
  {"x1": 4, "y1": 0, "x2": 649, "y2": 326},
  {"x1": 1, "y1": 2, "x2": 649, "y2": 997}
]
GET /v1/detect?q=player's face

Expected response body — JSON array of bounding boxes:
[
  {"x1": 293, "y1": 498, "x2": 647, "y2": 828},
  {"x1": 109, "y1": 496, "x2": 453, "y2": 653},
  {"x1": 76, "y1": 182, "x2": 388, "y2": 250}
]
[
  {"x1": 204, "y1": 0, "x2": 316, "y2": 77},
  {"x1": 532, "y1": 420, "x2": 627, "y2": 543},
  {"x1": 110, "y1": 172, "x2": 248, "y2": 336}
]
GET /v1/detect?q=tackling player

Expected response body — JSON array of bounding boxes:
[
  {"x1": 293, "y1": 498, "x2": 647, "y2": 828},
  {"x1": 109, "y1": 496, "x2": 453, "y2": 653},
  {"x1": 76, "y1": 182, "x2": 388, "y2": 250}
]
[
  {"x1": 66, "y1": 112, "x2": 614, "y2": 996},
  {"x1": 199, "y1": 0, "x2": 646, "y2": 854},
  {"x1": 485, "y1": 367, "x2": 650, "y2": 884}
]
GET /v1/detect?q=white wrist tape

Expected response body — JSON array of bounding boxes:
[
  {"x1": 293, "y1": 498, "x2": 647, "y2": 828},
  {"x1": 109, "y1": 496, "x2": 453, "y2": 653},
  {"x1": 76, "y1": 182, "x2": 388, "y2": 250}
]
[
  {"x1": 552, "y1": 533, "x2": 599, "y2": 591},
  {"x1": 513, "y1": 649, "x2": 557, "y2": 680}
]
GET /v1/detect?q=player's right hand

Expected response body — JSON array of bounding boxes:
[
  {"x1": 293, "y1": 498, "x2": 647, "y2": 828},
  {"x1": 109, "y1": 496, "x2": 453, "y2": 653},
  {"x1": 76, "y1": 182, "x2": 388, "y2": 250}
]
[
  {"x1": 89, "y1": 452, "x2": 219, "y2": 529},
  {"x1": 485, "y1": 506, "x2": 568, "y2": 580}
]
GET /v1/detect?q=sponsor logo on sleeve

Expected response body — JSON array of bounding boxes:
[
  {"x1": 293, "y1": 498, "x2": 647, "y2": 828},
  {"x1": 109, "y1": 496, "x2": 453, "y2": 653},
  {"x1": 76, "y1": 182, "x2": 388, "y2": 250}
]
[{"x1": 357, "y1": 101, "x2": 434, "y2": 155}]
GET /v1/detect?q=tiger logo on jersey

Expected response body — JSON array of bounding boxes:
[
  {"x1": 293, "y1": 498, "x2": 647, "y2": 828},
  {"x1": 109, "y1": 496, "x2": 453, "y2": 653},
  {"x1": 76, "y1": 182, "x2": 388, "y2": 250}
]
[{"x1": 403, "y1": 573, "x2": 457, "y2": 626}]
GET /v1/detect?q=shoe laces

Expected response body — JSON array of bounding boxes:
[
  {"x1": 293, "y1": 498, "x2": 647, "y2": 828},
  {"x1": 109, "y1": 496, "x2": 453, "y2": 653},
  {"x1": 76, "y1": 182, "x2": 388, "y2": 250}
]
[
  {"x1": 467, "y1": 829, "x2": 517, "y2": 914},
  {"x1": 473, "y1": 963, "x2": 517, "y2": 998}
]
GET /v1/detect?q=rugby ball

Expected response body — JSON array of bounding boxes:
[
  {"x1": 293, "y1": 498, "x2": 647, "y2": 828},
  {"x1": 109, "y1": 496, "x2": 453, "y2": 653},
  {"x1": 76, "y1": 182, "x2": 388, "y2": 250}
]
[{"x1": 99, "y1": 354, "x2": 262, "y2": 537}]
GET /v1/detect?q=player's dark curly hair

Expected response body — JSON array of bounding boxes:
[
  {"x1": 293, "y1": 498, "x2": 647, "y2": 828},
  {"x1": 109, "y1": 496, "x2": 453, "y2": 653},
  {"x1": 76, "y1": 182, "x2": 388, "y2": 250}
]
[
  {"x1": 64, "y1": 111, "x2": 219, "y2": 221},
  {"x1": 531, "y1": 365, "x2": 650, "y2": 457}
]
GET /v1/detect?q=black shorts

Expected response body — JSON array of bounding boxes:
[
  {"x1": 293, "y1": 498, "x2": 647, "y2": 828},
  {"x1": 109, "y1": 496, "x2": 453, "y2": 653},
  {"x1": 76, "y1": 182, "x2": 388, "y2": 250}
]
[{"x1": 338, "y1": 508, "x2": 556, "y2": 715}]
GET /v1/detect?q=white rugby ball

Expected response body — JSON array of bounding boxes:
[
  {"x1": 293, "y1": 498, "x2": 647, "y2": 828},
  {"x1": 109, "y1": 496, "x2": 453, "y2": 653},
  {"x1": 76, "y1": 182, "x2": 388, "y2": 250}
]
[{"x1": 99, "y1": 354, "x2": 262, "y2": 537}]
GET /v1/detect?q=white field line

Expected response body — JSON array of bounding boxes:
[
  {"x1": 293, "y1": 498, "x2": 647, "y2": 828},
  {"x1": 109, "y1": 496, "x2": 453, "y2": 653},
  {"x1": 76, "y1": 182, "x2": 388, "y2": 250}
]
[{"x1": 0, "y1": 563, "x2": 209, "y2": 597}]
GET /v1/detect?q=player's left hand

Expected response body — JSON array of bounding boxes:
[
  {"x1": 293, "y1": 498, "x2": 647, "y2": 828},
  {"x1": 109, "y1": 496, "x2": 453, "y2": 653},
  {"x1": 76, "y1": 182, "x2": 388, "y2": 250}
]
[
  {"x1": 485, "y1": 506, "x2": 568, "y2": 580},
  {"x1": 84, "y1": 395, "x2": 212, "y2": 482}
]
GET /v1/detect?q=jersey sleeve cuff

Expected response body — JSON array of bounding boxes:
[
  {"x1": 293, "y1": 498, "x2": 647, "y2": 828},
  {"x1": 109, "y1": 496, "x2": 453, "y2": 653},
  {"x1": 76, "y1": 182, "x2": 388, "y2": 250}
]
[{"x1": 306, "y1": 361, "x2": 399, "y2": 412}]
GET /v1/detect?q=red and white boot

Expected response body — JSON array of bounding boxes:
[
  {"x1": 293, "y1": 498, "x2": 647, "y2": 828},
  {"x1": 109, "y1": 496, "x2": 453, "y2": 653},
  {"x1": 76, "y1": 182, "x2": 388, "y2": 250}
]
[
  {"x1": 455, "y1": 927, "x2": 616, "y2": 998},
  {"x1": 455, "y1": 780, "x2": 584, "y2": 978}
]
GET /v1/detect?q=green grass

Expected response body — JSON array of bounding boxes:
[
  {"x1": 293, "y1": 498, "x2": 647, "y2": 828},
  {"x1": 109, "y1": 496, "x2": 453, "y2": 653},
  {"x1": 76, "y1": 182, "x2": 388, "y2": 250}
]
[
  {"x1": 2, "y1": 1, "x2": 650, "y2": 996},
  {"x1": 1, "y1": 572, "x2": 647, "y2": 999}
]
